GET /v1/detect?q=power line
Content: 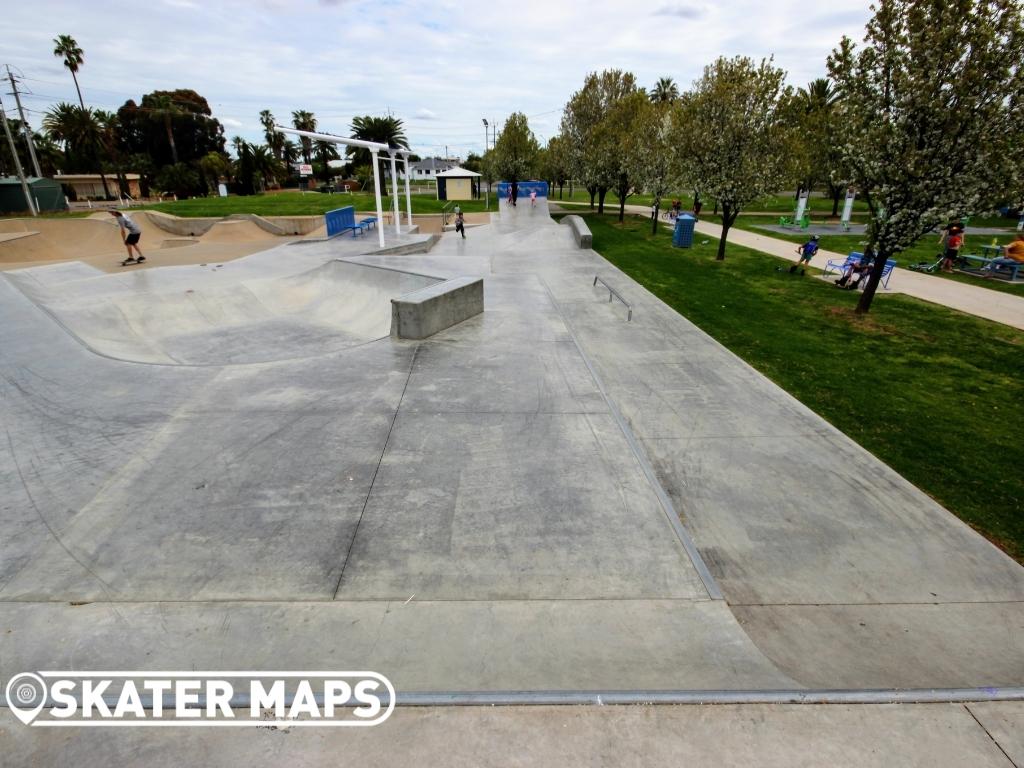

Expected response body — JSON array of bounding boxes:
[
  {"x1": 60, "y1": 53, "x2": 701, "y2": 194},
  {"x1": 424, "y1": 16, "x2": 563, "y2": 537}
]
[{"x1": 2, "y1": 65, "x2": 42, "y2": 176}]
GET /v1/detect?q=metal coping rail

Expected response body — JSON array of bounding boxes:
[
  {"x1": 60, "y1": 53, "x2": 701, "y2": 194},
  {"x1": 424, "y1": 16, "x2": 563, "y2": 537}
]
[
  {"x1": 4, "y1": 688, "x2": 1023, "y2": 710},
  {"x1": 593, "y1": 275, "x2": 632, "y2": 321}
]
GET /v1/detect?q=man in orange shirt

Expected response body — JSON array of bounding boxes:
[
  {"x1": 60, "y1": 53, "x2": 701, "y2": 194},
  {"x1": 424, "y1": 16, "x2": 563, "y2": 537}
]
[{"x1": 985, "y1": 233, "x2": 1024, "y2": 276}]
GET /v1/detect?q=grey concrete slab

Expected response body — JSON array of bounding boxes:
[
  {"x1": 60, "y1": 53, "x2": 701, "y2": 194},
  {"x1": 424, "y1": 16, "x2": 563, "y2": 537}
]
[
  {"x1": 640, "y1": 433, "x2": 1024, "y2": 605},
  {"x1": 338, "y1": 410, "x2": 707, "y2": 600},
  {"x1": 2, "y1": 703, "x2": 1017, "y2": 767},
  {"x1": 0, "y1": 599, "x2": 795, "y2": 691},
  {"x1": 733, "y1": 603, "x2": 1024, "y2": 688},
  {"x1": 967, "y1": 702, "x2": 1024, "y2": 766}
]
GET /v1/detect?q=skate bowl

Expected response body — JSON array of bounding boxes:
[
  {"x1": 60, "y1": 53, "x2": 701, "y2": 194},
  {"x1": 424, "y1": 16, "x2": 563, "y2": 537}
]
[{"x1": 6, "y1": 259, "x2": 443, "y2": 365}]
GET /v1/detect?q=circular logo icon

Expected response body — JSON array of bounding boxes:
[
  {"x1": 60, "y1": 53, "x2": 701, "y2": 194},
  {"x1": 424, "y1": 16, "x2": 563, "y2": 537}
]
[{"x1": 5, "y1": 673, "x2": 47, "y2": 725}]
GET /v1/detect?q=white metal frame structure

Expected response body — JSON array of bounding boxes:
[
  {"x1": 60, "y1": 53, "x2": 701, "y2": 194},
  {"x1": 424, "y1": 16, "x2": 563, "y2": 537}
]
[{"x1": 274, "y1": 126, "x2": 414, "y2": 248}]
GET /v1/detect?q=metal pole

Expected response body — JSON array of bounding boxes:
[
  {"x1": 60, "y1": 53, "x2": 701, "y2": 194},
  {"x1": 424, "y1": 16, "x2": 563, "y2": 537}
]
[
  {"x1": 0, "y1": 94, "x2": 36, "y2": 216},
  {"x1": 389, "y1": 152, "x2": 401, "y2": 236},
  {"x1": 370, "y1": 150, "x2": 385, "y2": 248},
  {"x1": 6, "y1": 66, "x2": 41, "y2": 177},
  {"x1": 402, "y1": 155, "x2": 412, "y2": 227}
]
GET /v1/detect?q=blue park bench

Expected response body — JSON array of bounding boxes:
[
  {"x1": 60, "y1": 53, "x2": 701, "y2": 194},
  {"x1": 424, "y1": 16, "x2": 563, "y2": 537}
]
[
  {"x1": 824, "y1": 252, "x2": 897, "y2": 290},
  {"x1": 325, "y1": 206, "x2": 367, "y2": 238}
]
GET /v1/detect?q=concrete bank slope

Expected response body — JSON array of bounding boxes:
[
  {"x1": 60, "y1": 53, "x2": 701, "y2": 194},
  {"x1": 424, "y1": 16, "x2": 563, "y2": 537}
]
[
  {"x1": 353, "y1": 199, "x2": 1024, "y2": 690},
  {"x1": 3, "y1": 702, "x2": 1022, "y2": 767}
]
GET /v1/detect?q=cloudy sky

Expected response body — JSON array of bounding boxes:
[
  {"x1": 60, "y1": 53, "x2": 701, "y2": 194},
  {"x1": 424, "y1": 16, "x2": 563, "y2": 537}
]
[{"x1": 6, "y1": 0, "x2": 872, "y2": 160}]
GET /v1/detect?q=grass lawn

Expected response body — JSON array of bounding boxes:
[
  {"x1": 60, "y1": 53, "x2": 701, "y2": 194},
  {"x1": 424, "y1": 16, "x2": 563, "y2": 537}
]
[
  {"x1": 139, "y1": 190, "x2": 495, "y2": 217},
  {"x1": 715, "y1": 214, "x2": 1024, "y2": 297},
  {"x1": 577, "y1": 212, "x2": 1023, "y2": 563}
]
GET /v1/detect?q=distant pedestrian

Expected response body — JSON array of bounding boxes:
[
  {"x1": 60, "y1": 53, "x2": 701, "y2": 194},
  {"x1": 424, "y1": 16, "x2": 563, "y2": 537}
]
[
  {"x1": 109, "y1": 210, "x2": 145, "y2": 265},
  {"x1": 506, "y1": 185, "x2": 513, "y2": 206},
  {"x1": 454, "y1": 210, "x2": 466, "y2": 238},
  {"x1": 835, "y1": 248, "x2": 875, "y2": 289},
  {"x1": 939, "y1": 221, "x2": 965, "y2": 273},
  {"x1": 511, "y1": 180, "x2": 518, "y2": 207},
  {"x1": 530, "y1": 189, "x2": 537, "y2": 207},
  {"x1": 789, "y1": 235, "x2": 819, "y2": 274}
]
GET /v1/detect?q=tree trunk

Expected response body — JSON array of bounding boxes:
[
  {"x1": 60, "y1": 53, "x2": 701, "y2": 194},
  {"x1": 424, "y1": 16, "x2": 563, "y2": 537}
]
[
  {"x1": 831, "y1": 189, "x2": 841, "y2": 218},
  {"x1": 558, "y1": 181, "x2": 563, "y2": 200},
  {"x1": 379, "y1": 157, "x2": 389, "y2": 197},
  {"x1": 651, "y1": 202, "x2": 660, "y2": 235},
  {"x1": 855, "y1": 250, "x2": 889, "y2": 314},
  {"x1": 72, "y1": 71, "x2": 84, "y2": 110},
  {"x1": 587, "y1": 185, "x2": 595, "y2": 209},
  {"x1": 717, "y1": 203, "x2": 736, "y2": 261},
  {"x1": 597, "y1": 187, "x2": 607, "y2": 214},
  {"x1": 617, "y1": 174, "x2": 628, "y2": 222},
  {"x1": 164, "y1": 116, "x2": 179, "y2": 165}
]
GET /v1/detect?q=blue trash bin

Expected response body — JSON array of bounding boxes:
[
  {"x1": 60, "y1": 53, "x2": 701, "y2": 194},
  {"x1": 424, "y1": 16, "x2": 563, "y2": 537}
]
[{"x1": 672, "y1": 214, "x2": 696, "y2": 248}]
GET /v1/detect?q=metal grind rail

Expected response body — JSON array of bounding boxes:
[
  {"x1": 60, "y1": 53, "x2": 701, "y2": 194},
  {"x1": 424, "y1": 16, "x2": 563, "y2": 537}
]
[{"x1": 594, "y1": 275, "x2": 632, "y2": 321}]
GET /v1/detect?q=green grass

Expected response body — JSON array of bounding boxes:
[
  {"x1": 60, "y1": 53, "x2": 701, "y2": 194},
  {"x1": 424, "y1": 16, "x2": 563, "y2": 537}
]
[
  {"x1": 578, "y1": 212, "x2": 1024, "y2": 562},
  {"x1": 139, "y1": 190, "x2": 494, "y2": 217},
  {"x1": 715, "y1": 214, "x2": 1024, "y2": 297}
]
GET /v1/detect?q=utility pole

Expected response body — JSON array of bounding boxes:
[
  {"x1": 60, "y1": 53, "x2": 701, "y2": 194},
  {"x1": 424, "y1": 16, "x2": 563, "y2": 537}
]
[
  {"x1": 5, "y1": 65, "x2": 42, "y2": 177},
  {"x1": 0, "y1": 93, "x2": 37, "y2": 216}
]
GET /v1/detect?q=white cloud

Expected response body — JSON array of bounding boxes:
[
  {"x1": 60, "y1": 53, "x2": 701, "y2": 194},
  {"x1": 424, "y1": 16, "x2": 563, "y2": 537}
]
[{"x1": 8, "y1": 0, "x2": 872, "y2": 159}]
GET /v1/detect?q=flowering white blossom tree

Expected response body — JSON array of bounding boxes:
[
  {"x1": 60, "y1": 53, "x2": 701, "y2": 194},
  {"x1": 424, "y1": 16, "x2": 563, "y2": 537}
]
[
  {"x1": 491, "y1": 112, "x2": 540, "y2": 186},
  {"x1": 560, "y1": 70, "x2": 639, "y2": 213},
  {"x1": 625, "y1": 98, "x2": 681, "y2": 233},
  {"x1": 675, "y1": 56, "x2": 792, "y2": 260},
  {"x1": 828, "y1": 0, "x2": 1024, "y2": 314}
]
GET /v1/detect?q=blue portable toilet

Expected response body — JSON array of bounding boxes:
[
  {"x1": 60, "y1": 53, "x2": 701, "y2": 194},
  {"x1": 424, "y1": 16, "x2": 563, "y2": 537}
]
[{"x1": 672, "y1": 213, "x2": 696, "y2": 248}]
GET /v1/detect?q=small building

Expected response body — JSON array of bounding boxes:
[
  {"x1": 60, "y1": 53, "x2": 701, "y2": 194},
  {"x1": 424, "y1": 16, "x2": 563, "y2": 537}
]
[
  {"x1": 435, "y1": 166, "x2": 481, "y2": 201},
  {"x1": 403, "y1": 158, "x2": 460, "y2": 181},
  {"x1": 55, "y1": 173, "x2": 143, "y2": 201},
  {"x1": 0, "y1": 176, "x2": 66, "y2": 214}
]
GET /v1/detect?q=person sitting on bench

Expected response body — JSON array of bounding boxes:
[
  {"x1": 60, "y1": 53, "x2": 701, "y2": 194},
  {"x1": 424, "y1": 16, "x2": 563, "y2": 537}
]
[
  {"x1": 836, "y1": 248, "x2": 875, "y2": 289},
  {"x1": 985, "y1": 233, "x2": 1024, "y2": 275}
]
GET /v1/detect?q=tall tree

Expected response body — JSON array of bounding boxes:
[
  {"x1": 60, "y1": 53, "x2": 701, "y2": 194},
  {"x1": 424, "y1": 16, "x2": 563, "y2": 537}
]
[
  {"x1": 627, "y1": 99, "x2": 681, "y2": 233},
  {"x1": 116, "y1": 89, "x2": 225, "y2": 176},
  {"x1": 291, "y1": 110, "x2": 317, "y2": 164},
  {"x1": 560, "y1": 70, "x2": 639, "y2": 212},
  {"x1": 650, "y1": 77, "x2": 680, "y2": 103},
  {"x1": 593, "y1": 91, "x2": 649, "y2": 221},
  {"x1": 260, "y1": 109, "x2": 284, "y2": 161},
  {"x1": 348, "y1": 115, "x2": 408, "y2": 196},
  {"x1": 52, "y1": 34, "x2": 85, "y2": 109},
  {"x1": 491, "y1": 111, "x2": 540, "y2": 188},
  {"x1": 828, "y1": 0, "x2": 1024, "y2": 314},
  {"x1": 675, "y1": 56, "x2": 791, "y2": 260},
  {"x1": 43, "y1": 102, "x2": 111, "y2": 196}
]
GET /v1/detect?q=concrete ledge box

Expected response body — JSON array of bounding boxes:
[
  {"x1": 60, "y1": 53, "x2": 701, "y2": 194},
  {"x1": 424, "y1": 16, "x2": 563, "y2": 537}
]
[
  {"x1": 561, "y1": 214, "x2": 593, "y2": 249},
  {"x1": 391, "y1": 276, "x2": 484, "y2": 339}
]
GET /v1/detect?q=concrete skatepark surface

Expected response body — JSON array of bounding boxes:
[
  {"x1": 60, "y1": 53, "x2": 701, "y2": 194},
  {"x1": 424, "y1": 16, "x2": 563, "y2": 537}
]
[{"x1": 1, "y1": 200, "x2": 1022, "y2": 760}]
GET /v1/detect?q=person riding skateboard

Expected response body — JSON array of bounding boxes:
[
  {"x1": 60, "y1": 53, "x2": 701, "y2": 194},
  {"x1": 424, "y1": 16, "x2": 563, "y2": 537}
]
[{"x1": 109, "y1": 210, "x2": 146, "y2": 265}]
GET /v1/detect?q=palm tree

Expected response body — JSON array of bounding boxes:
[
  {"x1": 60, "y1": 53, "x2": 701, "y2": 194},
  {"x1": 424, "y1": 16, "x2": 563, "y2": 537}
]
[
  {"x1": 650, "y1": 77, "x2": 679, "y2": 103},
  {"x1": 259, "y1": 109, "x2": 284, "y2": 161},
  {"x1": 281, "y1": 139, "x2": 299, "y2": 165},
  {"x1": 291, "y1": 110, "x2": 317, "y2": 164},
  {"x1": 313, "y1": 140, "x2": 339, "y2": 182},
  {"x1": 43, "y1": 102, "x2": 111, "y2": 197},
  {"x1": 252, "y1": 145, "x2": 279, "y2": 190},
  {"x1": 798, "y1": 77, "x2": 838, "y2": 111},
  {"x1": 53, "y1": 34, "x2": 86, "y2": 109},
  {"x1": 348, "y1": 115, "x2": 408, "y2": 196}
]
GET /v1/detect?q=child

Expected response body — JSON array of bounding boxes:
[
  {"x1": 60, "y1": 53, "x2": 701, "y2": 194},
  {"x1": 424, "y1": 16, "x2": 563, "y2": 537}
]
[
  {"x1": 109, "y1": 210, "x2": 145, "y2": 265},
  {"x1": 454, "y1": 210, "x2": 466, "y2": 238},
  {"x1": 939, "y1": 221, "x2": 965, "y2": 273},
  {"x1": 789, "y1": 235, "x2": 819, "y2": 274},
  {"x1": 530, "y1": 189, "x2": 537, "y2": 207}
]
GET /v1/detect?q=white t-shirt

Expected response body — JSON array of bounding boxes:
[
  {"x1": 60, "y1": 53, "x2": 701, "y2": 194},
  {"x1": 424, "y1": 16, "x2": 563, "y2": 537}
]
[{"x1": 117, "y1": 213, "x2": 141, "y2": 235}]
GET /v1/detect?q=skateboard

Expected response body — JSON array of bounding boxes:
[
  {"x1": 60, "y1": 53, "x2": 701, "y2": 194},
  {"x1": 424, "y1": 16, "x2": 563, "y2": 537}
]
[{"x1": 120, "y1": 256, "x2": 147, "y2": 267}]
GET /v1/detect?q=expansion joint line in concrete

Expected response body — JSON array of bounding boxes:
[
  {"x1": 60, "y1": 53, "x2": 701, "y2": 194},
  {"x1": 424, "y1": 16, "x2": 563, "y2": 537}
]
[
  {"x1": 965, "y1": 703, "x2": 1021, "y2": 768},
  {"x1": 537, "y1": 277, "x2": 724, "y2": 601},
  {"x1": 332, "y1": 343, "x2": 420, "y2": 599}
]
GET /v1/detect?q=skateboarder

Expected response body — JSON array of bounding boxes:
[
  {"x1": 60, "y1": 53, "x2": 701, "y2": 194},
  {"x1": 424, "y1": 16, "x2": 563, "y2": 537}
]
[{"x1": 109, "y1": 210, "x2": 146, "y2": 265}]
